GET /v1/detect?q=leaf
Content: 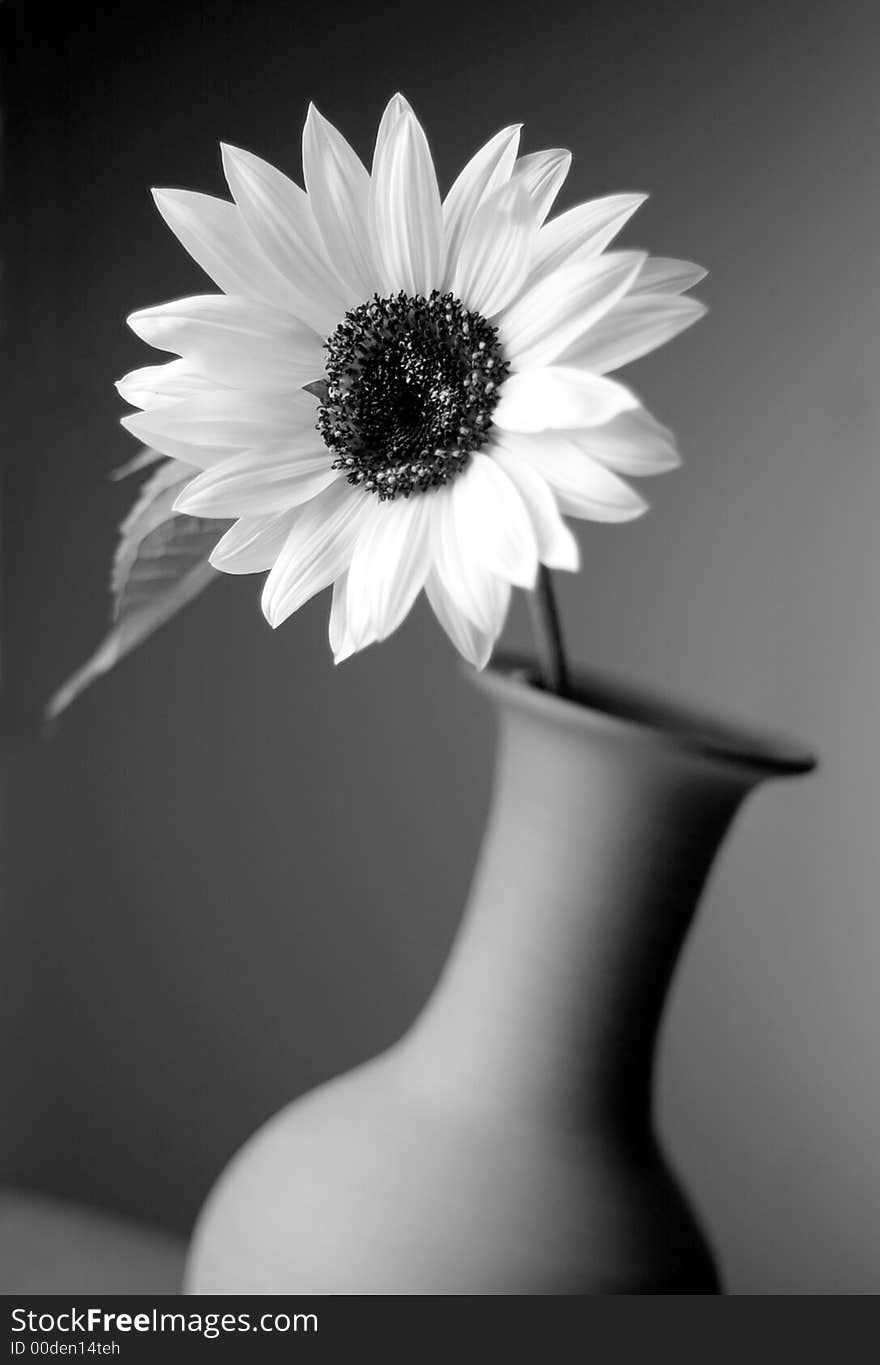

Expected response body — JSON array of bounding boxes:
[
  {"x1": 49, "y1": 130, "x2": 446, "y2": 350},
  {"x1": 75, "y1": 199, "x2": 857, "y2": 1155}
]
[
  {"x1": 110, "y1": 445, "x2": 166, "y2": 481},
  {"x1": 47, "y1": 454, "x2": 232, "y2": 720},
  {"x1": 110, "y1": 458, "x2": 200, "y2": 608}
]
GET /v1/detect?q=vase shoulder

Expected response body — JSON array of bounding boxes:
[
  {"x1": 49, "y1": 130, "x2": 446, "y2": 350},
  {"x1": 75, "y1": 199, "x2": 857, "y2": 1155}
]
[{"x1": 187, "y1": 1049, "x2": 719, "y2": 1295}]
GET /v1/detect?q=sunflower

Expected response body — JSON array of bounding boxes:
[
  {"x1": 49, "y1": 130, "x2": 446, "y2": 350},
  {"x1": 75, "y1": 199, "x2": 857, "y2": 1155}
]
[{"x1": 118, "y1": 94, "x2": 705, "y2": 667}]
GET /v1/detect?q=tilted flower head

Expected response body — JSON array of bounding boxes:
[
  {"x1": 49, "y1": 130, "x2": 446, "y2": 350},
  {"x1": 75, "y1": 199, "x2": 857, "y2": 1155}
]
[{"x1": 117, "y1": 94, "x2": 706, "y2": 667}]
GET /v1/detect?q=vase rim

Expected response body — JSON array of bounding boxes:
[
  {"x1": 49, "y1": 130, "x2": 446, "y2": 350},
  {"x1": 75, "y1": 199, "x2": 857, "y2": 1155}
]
[{"x1": 474, "y1": 654, "x2": 817, "y2": 781}]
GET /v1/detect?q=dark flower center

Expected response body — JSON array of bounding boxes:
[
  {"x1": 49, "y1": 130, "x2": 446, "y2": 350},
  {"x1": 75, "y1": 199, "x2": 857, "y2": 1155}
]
[{"x1": 314, "y1": 291, "x2": 509, "y2": 500}]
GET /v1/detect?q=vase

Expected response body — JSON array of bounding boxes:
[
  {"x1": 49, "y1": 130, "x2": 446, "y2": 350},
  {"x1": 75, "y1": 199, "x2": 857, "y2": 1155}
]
[{"x1": 185, "y1": 655, "x2": 815, "y2": 1295}]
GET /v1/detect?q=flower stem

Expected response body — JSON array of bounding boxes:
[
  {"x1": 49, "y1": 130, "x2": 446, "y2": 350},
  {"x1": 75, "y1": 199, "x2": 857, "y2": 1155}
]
[{"x1": 527, "y1": 566, "x2": 572, "y2": 698}]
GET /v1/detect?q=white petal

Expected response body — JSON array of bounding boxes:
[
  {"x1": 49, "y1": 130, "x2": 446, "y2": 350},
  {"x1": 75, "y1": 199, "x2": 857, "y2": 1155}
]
[
  {"x1": 210, "y1": 511, "x2": 299, "y2": 574},
  {"x1": 490, "y1": 441, "x2": 579, "y2": 571},
  {"x1": 425, "y1": 569, "x2": 504, "y2": 669},
  {"x1": 121, "y1": 390, "x2": 318, "y2": 469},
  {"x1": 561, "y1": 293, "x2": 707, "y2": 374},
  {"x1": 369, "y1": 109, "x2": 444, "y2": 296},
  {"x1": 302, "y1": 104, "x2": 376, "y2": 298},
  {"x1": 151, "y1": 189, "x2": 291, "y2": 305},
  {"x1": 345, "y1": 496, "x2": 432, "y2": 648},
  {"x1": 127, "y1": 294, "x2": 323, "y2": 389},
  {"x1": 116, "y1": 359, "x2": 217, "y2": 410},
  {"x1": 631, "y1": 257, "x2": 707, "y2": 295},
  {"x1": 373, "y1": 93, "x2": 414, "y2": 162},
  {"x1": 431, "y1": 488, "x2": 501, "y2": 631},
  {"x1": 261, "y1": 480, "x2": 370, "y2": 628},
  {"x1": 174, "y1": 448, "x2": 337, "y2": 518},
  {"x1": 451, "y1": 452, "x2": 538, "y2": 588},
  {"x1": 328, "y1": 570, "x2": 366, "y2": 661},
  {"x1": 500, "y1": 251, "x2": 645, "y2": 371},
  {"x1": 503, "y1": 430, "x2": 648, "y2": 522},
  {"x1": 493, "y1": 367, "x2": 639, "y2": 432},
  {"x1": 119, "y1": 411, "x2": 229, "y2": 469},
  {"x1": 221, "y1": 143, "x2": 353, "y2": 333},
  {"x1": 451, "y1": 180, "x2": 537, "y2": 318},
  {"x1": 442, "y1": 124, "x2": 521, "y2": 283},
  {"x1": 566, "y1": 406, "x2": 681, "y2": 476},
  {"x1": 527, "y1": 194, "x2": 647, "y2": 287},
  {"x1": 510, "y1": 149, "x2": 571, "y2": 225}
]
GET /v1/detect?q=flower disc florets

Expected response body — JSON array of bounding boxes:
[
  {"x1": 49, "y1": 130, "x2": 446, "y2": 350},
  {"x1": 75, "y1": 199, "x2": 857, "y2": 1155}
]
[{"x1": 316, "y1": 290, "x2": 509, "y2": 499}]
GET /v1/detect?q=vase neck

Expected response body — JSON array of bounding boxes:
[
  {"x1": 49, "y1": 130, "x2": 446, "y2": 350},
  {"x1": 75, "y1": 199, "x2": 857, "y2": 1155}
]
[{"x1": 404, "y1": 677, "x2": 762, "y2": 1132}]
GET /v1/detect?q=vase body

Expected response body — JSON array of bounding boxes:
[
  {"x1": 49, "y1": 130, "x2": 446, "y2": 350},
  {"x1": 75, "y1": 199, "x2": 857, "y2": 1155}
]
[{"x1": 186, "y1": 660, "x2": 814, "y2": 1295}]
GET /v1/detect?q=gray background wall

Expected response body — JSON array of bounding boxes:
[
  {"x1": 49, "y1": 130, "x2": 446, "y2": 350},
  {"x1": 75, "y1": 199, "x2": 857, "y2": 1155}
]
[{"x1": 3, "y1": 0, "x2": 878, "y2": 1293}]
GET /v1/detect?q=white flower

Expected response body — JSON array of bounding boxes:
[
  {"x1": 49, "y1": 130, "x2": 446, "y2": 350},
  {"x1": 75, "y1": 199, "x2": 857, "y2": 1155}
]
[{"x1": 118, "y1": 94, "x2": 705, "y2": 667}]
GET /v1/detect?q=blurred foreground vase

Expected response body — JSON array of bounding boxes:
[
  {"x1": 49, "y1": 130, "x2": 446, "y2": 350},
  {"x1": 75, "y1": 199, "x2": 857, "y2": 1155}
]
[{"x1": 186, "y1": 658, "x2": 815, "y2": 1295}]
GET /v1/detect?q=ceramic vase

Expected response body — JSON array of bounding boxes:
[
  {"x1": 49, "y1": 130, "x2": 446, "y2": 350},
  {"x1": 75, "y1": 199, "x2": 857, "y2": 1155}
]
[{"x1": 186, "y1": 657, "x2": 814, "y2": 1294}]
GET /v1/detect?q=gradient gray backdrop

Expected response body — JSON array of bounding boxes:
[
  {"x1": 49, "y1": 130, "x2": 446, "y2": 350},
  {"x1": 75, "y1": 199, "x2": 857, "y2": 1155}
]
[{"x1": 3, "y1": 0, "x2": 878, "y2": 1294}]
